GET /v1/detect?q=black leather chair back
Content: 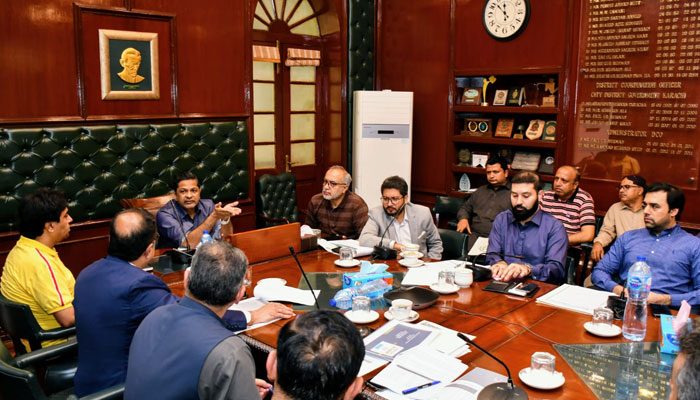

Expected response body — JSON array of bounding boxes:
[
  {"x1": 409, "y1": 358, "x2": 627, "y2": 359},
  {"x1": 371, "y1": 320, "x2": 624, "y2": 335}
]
[
  {"x1": 565, "y1": 255, "x2": 579, "y2": 285},
  {"x1": 438, "y1": 228, "x2": 469, "y2": 260},
  {"x1": 432, "y1": 195, "x2": 463, "y2": 229},
  {"x1": 0, "y1": 292, "x2": 75, "y2": 353},
  {"x1": 0, "y1": 121, "x2": 249, "y2": 232},
  {"x1": 256, "y1": 173, "x2": 299, "y2": 227},
  {"x1": 0, "y1": 342, "x2": 51, "y2": 400}
]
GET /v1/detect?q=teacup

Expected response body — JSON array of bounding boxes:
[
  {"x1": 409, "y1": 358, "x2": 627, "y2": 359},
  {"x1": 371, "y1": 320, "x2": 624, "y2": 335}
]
[
  {"x1": 390, "y1": 299, "x2": 413, "y2": 320},
  {"x1": 454, "y1": 267, "x2": 473, "y2": 288}
]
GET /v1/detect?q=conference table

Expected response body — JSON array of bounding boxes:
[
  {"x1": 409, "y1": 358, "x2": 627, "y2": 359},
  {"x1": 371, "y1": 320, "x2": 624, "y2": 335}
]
[{"x1": 156, "y1": 249, "x2": 672, "y2": 400}]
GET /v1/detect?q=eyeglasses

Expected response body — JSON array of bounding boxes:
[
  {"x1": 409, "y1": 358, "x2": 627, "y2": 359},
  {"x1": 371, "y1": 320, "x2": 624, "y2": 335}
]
[
  {"x1": 617, "y1": 184, "x2": 640, "y2": 190},
  {"x1": 381, "y1": 196, "x2": 404, "y2": 204},
  {"x1": 322, "y1": 180, "x2": 347, "y2": 188}
]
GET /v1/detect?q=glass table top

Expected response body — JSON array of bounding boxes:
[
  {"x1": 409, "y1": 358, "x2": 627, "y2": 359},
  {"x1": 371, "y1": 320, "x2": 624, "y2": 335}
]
[
  {"x1": 294, "y1": 272, "x2": 405, "y2": 311},
  {"x1": 554, "y1": 341, "x2": 675, "y2": 399}
]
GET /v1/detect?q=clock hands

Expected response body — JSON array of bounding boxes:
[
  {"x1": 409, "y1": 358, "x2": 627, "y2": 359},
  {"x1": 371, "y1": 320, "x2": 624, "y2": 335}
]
[{"x1": 495, "y1": 2, "x2": 509, "y2": 22}]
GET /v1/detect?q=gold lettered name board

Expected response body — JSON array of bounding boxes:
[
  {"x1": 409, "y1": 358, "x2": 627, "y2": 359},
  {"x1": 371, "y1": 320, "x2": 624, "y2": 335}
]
[{"x1": 573, "y1": 0, "x2": 700, "y2": 189}]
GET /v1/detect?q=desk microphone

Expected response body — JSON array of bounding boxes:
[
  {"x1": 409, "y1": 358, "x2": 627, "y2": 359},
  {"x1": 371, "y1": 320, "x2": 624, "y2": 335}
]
[
  {"x1": 457, "y1": 333, "x2": 528, "y2": 400},
  {"x1": 288, "y1": 246, "x2": 320, "y2": 310},
  {"x1": 371, "y1": 203, "x2": 405, "y2": 260}
]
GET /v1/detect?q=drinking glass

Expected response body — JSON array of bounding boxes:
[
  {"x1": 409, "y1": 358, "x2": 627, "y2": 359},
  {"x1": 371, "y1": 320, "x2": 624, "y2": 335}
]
[
  {"x1": 530, "y1": 352, "x2": 556, "y2": 375},
  {"x1": 339, "y1": 247, "x2": 355, "y2": 262},
  {"x1": 352, "y1": 296, "x2": 371, "y2": 315},
  {"x1": 437, "y1": 270, "x2": 456, "y2": 288},
  {"x1": 593, "y1": 307, "x2": 614, "y2": 329}
]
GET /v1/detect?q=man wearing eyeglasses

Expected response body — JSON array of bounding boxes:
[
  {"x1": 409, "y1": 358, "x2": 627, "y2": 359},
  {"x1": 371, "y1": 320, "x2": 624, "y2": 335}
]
[
  {"x1": 359, "y1": 176, "x2": 443, "y2": 259},
  {"x1": 305, "y1": 166, "x2": 369, "y2": 239},
  {"x1": 590, "y1": 175, "x2": 646, "y2": 263}
]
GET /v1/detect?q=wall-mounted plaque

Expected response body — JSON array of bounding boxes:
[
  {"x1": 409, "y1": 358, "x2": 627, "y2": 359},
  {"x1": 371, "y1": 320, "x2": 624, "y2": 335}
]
[
  {"x1": 511, "y1": 151, "x2": 541, "y2": 171},
  {"x1": 493, "y1": 89, "x2": 508, "y2": 106},
  {"x1": 506, "y1": 87, "x2": 524, "y2": 106},
  {"x1": 543, "y1": 121, "x2": 557, "y2": 141},
  {"x1": 461, "y1": 88, "x2": 482, "y2": 105},
  {"x1": 494, "y1": 118, "x2": 515, "y2": 137},
  {"x1": 525, "y1": 119, "x2": 545, "y2": 140}
]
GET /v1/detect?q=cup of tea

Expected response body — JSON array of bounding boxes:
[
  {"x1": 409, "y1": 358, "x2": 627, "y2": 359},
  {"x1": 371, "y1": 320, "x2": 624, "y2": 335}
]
[
  {"x1": 454, "y1": 267, "x2": 473, "y2": 288},
  {"x1": 390, "y1": 299, "x2": 413, "y2": 321}
]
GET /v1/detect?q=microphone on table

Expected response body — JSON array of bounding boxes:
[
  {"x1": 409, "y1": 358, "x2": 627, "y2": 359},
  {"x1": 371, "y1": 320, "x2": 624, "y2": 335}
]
[
  {"x1": 466, "y1": 251, "x2": 525, "y2": 282},
  {"x1": 288, "y1": 246, "x2": 320, "y2": 310},
  {"x1": 457, "y1": 333, "x2": 529, "y2": 400},
  {"x1": 371, "y1": 203, "x2": 406, "y2": 260}
]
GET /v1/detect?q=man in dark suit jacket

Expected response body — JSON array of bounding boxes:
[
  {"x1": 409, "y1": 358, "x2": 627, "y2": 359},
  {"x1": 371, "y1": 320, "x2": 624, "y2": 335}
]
[{"x1": 73, "y1": 209, "x2": 293, "y2": 396}]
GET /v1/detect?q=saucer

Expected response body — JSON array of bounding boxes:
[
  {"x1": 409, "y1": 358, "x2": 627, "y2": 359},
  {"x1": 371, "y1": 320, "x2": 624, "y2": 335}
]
[
  {"x1": 519, "y1": 368, "x2": 565, "y2": 390},
  {"x1": 584, "y1": 321, "x2": 622, "y2": 337},
  {"x1": 399, "y1": 251, "x2": 424, "y2": 259},
  {"x1": 384, "y1": 310, "x2": 419, "y2": 322},
  {"x1": 345, "y1": 310, "x2": 380, "y2": 324},
  {"x1": 334, "y1": 259, "x2": 361, "y2": 268},
  {"x1": 256, "y1": 278, "x2": 287, "y2": 287},
  {"x1": 430, "y1": 283, "x2": 460, "y2": 294},
  {"x1": 398, "y1": 258, "x2": 425, "y2": 268}
]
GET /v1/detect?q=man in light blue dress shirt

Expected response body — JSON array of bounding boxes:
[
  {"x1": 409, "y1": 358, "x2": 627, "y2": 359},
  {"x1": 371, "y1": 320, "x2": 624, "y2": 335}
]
[{"x1": 592, "y1": 182, "x2": 700, "y2": 307}]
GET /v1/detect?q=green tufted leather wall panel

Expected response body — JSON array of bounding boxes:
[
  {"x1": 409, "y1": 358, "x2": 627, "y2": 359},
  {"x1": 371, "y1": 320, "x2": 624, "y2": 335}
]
[
  {"x1": 348, "y1": 0, "x2": 375, "y2": 174},
  {"x1": 0, "y1": 122, "x2": 249, "y2": 232}
]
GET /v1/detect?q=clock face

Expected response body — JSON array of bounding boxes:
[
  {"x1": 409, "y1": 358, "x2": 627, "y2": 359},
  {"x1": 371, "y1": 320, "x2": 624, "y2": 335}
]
[{"x1": 483, "y1": 0, "x2": 530, "y2": 41}]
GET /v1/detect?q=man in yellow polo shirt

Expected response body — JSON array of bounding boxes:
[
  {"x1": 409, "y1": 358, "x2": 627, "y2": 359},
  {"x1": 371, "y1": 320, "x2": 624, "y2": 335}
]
[{"x1": 1, "y1": 188, "x2": 75, "y2": 347}]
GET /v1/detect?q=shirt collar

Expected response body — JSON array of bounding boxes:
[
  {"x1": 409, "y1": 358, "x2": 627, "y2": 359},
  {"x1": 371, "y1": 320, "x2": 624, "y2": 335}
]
[
  {"x1": 488, "y1": 181, "x2": 511, "y2": 191},
  {"x1": 558, "y1": 186, "x2": 580, "y2": 203},
  {"x1": 171, "y1": 200, "x2": 204, "y2": 221},
  {"x1": 648, "y1": 223, "x2": 681, "y2": 237},
  {"x1": 508, "y1": 208, "x2": 544, "y2": 227},
  {"x1": 18, "y1": 235, "x2": 57, "y2": 256}
]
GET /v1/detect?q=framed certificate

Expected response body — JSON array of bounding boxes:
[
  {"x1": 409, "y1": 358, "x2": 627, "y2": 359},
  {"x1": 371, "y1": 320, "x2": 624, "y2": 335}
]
[
  {"x1": 511, "y1": 152, "x2": 541, "y2": 171},
  {"x1": 506, "y1": 87, "x2": 524, "y2": 106},
  {"x1": 493, "y1": 89, "x2": 508, "y2": 106},
  {"x1": 494, "y1": 118, "x2": 515, "y2": 137},
  {"x1": 471, "y1": 152, "x2": 489, "y2": 168}
]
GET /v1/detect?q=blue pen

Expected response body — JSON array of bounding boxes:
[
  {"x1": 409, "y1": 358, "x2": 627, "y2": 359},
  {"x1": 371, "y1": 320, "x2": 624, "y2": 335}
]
[{"x1": 401, "y1": 380, "x2": 441, "y2": 394}]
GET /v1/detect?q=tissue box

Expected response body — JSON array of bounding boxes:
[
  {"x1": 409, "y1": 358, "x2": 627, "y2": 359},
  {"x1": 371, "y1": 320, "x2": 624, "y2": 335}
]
[
  {"x1": 343, "y1": 272, "x2": 393, "y2": 289},
  {"x1": 660, "y1": 314, "x2": 690, "y2": 354}
]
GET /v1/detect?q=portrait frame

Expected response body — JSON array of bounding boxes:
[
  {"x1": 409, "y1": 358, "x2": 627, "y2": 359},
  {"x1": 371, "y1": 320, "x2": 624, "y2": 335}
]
[{"x1": 99, "y1": 29, "x2": 160, "y2": 100}]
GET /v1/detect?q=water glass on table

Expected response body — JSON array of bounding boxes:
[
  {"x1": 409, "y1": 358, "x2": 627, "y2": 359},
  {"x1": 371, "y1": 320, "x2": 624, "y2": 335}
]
[
  {"x1": 352, "y1": 296, "x2": 371, "y2": 316},
  {"x1": 437, "y1": 270, "x2": 456, "y2": 289}
]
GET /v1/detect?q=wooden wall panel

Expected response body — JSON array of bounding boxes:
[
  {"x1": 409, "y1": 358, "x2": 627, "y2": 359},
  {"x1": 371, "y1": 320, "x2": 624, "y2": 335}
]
[
  {"x1": 454, "y1": 0, "x2": 569, "y2": 71},
  {"x1": 135, "y1": 0, "x2": 249, "y2": 117},
  {"x1": 376, "y1": 0, "x2": 452, "y2": 198},
  {"x1": 0, "y1": 0, "x2": 120, "y2": 122}
]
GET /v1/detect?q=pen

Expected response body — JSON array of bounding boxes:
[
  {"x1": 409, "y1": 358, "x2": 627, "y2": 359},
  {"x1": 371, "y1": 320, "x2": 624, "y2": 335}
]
[{"x1": 401, "y1": 380, "x2": 441, "y2": 394}]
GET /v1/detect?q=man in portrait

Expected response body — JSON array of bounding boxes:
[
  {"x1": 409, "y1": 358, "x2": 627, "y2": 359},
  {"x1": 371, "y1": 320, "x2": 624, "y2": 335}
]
[{"x1": 117, "y1": 47, "x2": 145, "y2": 84}]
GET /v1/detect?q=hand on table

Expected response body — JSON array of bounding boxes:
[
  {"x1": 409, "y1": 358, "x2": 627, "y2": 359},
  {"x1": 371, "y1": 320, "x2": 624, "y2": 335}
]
[
  {"x1": 255, "y1": 379, "x2": 272, "y2": 398},
  {"x1": 491, "y1": 262, "x2": 529, "y2": 282},
  {"x1": 249, "y1": 302, "x2": 295, "y2": 325}
]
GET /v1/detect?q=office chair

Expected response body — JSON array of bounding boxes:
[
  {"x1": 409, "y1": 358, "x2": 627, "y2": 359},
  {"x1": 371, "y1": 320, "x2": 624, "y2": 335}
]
[
  {"x1": 256, "y1": 172, "x2": 300, "y2": 228},
  {"x1": 0, "y1": 292, "x2": 75, "y2": 354},
  {"x1": 432, "y1": 195, "x2": 463, "y2": 229},
  {"x1": 438, "y1": 228, "x2": 469, "y2": 260}
]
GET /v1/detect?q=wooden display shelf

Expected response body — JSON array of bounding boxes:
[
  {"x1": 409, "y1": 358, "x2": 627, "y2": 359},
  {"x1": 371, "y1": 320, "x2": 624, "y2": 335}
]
[
  {"x1": 453, "y1": 105, "x2": 558, "y2": 114},
  {"x1": 452, "y1": 135, "x2": 557, "y2": 149},
  {"x1": 452, "y1": 165, "x2": 554, "y2": 182}
]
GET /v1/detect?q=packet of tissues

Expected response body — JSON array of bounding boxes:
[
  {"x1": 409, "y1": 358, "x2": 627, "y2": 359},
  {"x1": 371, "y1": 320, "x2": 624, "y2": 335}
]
[{"x1": 343, "y1": 261, "x2": 393, "y2": 289}]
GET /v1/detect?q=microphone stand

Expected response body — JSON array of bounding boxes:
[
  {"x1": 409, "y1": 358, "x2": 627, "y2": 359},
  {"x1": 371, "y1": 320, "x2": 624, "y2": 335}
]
[
  {"x1": 371, "y1": 203, "x2": 405, "y2": 260},
  {"x1": 288, "y1": 246, "x2": 320, "y2": 310},
  {"x1": 457, "y1": 333, "x2": 528, "y2": 400}
]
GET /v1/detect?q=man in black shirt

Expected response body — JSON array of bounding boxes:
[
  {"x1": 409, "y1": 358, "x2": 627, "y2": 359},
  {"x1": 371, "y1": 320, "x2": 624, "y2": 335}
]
[{"x1": 456, "y1": 156, "x2": 511, "y2": 238}]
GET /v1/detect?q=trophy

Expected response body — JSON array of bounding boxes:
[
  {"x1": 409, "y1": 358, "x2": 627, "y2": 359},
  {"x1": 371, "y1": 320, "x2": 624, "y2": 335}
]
[{"x1": 482, "y1": 75, "x2": 496, "y2": 106}]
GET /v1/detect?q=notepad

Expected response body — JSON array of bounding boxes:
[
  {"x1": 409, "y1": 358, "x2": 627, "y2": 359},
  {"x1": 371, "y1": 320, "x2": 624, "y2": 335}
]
[{"x1": 536, "y1": 284, "x2": 615, "y2": 315}]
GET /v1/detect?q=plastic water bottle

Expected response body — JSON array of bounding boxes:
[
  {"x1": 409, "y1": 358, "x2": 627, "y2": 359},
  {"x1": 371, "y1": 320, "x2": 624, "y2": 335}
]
[
  {"x1": 201, "y1": 230, "x2": 213, "y2": 245},
  {"x1": 622, "y1": 257, "x2": 651, "y2": 341},
  {"x1": 330, "y1": 280, "x2": 391, "y2": 309}
]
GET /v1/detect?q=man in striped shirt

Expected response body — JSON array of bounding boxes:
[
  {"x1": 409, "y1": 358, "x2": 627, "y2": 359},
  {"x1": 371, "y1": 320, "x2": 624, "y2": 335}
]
[
  {"x1": 1, "y1": 188, "x2": 75, "y2": 347},
  {"x1": 539, "y1": 165, "x2": 596, "y2": 246}
]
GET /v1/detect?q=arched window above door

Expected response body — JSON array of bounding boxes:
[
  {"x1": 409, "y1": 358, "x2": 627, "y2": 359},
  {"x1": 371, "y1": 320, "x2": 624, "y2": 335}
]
[{"x1": 253, "y1": 0, "x2": 321, "y2": 37}]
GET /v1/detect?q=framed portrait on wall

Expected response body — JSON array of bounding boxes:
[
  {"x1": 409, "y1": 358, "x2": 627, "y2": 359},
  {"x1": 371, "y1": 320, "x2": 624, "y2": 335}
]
[{"x1": 99, "y1": 29, "x2": 160, "y2": 100}]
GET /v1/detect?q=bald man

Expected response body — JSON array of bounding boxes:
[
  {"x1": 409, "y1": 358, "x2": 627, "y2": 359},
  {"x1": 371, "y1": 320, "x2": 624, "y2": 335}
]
[
  {"x1": 73, "y1": 209, "x2": 292, "y2": 396},
  {"x1": 539, "y1": 165, "x2": 596, "y2": 245}
]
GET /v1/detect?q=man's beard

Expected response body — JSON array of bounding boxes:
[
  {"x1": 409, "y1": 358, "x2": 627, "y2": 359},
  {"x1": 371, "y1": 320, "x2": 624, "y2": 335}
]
[
  {"x1": 512, "y1": 200, "x2": 538, "y2": 221},
  {"x1": 384, "y1": 203, "x2": 404, "y2": 217}
]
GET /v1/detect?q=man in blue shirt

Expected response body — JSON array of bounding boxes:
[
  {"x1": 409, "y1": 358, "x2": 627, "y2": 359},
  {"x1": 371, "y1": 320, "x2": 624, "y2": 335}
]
[
  {"x1": 592, "y1": 183, "x2": 700, "y2": 307},
  {"x1": 157, "y1": 171, "x2": 241, "y2": 248},
  {"x1": 74, "y1": 209, "x2": 293, "y2": 396},
  {"x1": 487, "y1": 171, "x2": 568, "y2": 284}
]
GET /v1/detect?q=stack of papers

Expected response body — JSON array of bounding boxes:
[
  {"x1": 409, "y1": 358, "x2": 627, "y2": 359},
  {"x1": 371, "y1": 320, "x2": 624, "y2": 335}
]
[
  {"x1": 536, "y1": 284, "x2": 615, "y2": 315},
  {"x1": 252, "y1": 285, "x2": 321, "y2": 306},
  {"x1": 317, "y1": 238, "x2": 374, "y2": 257},
  {"x1": 228, "y1": 297, "x2": 280, "y2": 333},
  {"x1": 401, "y1": 260, "x2": 462, "y2": 286},
  {"x1": 417, "y1": 320, "x2": 473, "y2": 358},
  {"x1": 377, "y1": 367, "x2": 507, "y2": 400}
]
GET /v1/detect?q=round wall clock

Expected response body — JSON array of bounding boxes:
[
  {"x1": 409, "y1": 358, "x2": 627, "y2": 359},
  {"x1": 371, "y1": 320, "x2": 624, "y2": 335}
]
[{"x1": 483, "y1": 0, "x2": 530, "y2": 41}]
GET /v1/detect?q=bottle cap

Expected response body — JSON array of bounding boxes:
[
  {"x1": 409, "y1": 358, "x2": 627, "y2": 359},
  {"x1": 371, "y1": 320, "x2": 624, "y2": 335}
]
[
  {"x1": 636, "y1": 256, "x2": 646, "y2": 262},
  {"x1": 203, "y1": 230, "x2": 209, "y2": 234},
  {"x1": 329, "y1": 299, "x2": 337, "y2": 307}
]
